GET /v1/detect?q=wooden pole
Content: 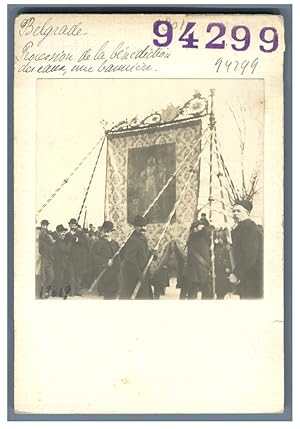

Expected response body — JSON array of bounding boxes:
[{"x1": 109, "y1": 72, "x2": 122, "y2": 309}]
[
  {"x1": 214, "y1": 132, "x2": 235, "y2": 271},
  {"x1": 83, "y1": 206, "x2": 87, "y2": 229},
  {"x1": 209, "y1": 89, "x2": 216, "y2": 299},
  {"x1": 196, "y1": 119, "x2": 202, "y2": 220}
]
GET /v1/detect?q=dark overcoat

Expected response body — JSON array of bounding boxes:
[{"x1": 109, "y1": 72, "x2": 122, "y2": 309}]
[
  {"x1": 214, "y1": 234, "x2": 231, "y2": 298},
  {"x1": 231, "y1": 219, "x2": 263, "y2": 299},
  {"x1": 183, "y1": 226, "x2": 212, "y2": 285},
  {"x1": 65, "y1": 230, "x2": 88, "y2": 275},
  {"x1": 52, "y1": 237, "x2": 69, "y2": 292},
  {"x1": 39, "y1": 232, "x2": 55, "y2": 294},
  {"x1": 87, "y1": 237, "x2": 98, "y2": 282},
  {"x1": 120, "y1": 231, "x2": 152, "y2": 299},
  {"x1": 39, "y1": 231, "x2": 54, "y2": 261},
  {"x1": 92, "y1": 237, "x2": 120, "y2": 294}
]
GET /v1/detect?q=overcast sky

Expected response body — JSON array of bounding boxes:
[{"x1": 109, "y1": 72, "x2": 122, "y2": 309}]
[{"x1": 36, "y1": 78, "x2": 264, "y2": 229}]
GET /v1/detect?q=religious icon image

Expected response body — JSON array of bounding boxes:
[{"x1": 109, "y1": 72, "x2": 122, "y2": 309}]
[{"x1": 127, "y1": 143, "x2": 176, "y2": 224}]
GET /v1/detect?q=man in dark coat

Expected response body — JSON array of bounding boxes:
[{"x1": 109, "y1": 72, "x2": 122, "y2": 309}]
[
  {"x1": 181, "y1": 216, "x2": 214, "y2": 299},
  {"x1": 92, "y1": 221, "x2": 120, "y2": 299},
  {"x1": 229, "y1": 200, "x2": 263, "y2": 299},
  {"x1": 79, "y1": 228, "x2": 91, "y2": 289},
  {"x1": 39, "y1": 219, "x2": 55, "y2": 298},
  {"x1": 65, "y1": 218, "x2": 88, "y2": 296},
  {"x1": 120, "y1": 215, "x2": 153, "y2": 299},
  {"x1": 214, "y1": 228, "x2": 232, "y2": 299},
  {"x1": 35, "y1": 226, "x2": 41, "y2": 298},
  {"x1": 87, "y1": 230, "x2": 98, "y2": 284},
  {"x1": 52, "y1": 224, "x2": 69, "y2": 297},
  {"x1": 150, "y1": 243, "x2": 171, "y2": 299}
]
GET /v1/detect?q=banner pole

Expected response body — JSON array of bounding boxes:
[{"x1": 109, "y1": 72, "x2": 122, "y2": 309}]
[{"x1": 209, "y1": 88, "x2": 216, "y2": 299}]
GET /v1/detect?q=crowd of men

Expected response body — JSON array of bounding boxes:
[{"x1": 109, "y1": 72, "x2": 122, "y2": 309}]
[{"x1": 36, "y1": 199, "x2": 263, "y2": 300}]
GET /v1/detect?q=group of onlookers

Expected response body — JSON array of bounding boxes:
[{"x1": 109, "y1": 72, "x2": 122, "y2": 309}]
[{"x1": 36, "y1": 199, "x2": 263, "y2": 300}]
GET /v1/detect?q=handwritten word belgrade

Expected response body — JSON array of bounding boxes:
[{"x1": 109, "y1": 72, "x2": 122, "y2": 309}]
[
  {"x1": 18, "y1": 17, "x2": 86, "y2": 46},
  {"x1": 152, "y1": 20, "x2": 279, "y2": 53}
]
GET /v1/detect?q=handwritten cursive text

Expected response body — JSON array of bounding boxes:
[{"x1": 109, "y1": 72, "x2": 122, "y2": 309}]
[{"x1": 19, "y1": 17, "x2": 86, "y2": 46}]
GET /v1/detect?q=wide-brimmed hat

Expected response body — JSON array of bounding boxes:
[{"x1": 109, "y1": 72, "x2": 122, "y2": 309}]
[
  {"x1": 41, "y1": 219, "x2": 50, "y2": 226},
  {"x1": 101, "y1": 221, "x2": 115, "y2": 232},
  {"x1": 132, "y1": 215, "x2": 147, "y2": 227},
  {"x1": 56, "y1": 224, "x2": 67, "y2": 233}
]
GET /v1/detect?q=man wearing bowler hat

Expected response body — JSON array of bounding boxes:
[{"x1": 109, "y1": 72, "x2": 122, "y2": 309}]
[
  {"x1": 92, "y1": 220, "x2": 120, "y2": 299},
  {"x1": 120, "y1": 215, "x2": 153, "y2": 299},
  {"x1": 229, "y1": 199, "x2": 263, "y2": 299},
  {"x1": 39, "y1": 219, "x2": 55, "y2": 298},
  {"x1": 65, "y1": 218, "x2": 87, "y2": 296},
  {"x1": 52, "y1": 224, "x2": 69, "y2": 298}
]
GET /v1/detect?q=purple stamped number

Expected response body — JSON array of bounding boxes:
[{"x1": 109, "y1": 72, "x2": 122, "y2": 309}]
[
  {"x1": 231, "y1": 25, "x2": 251, "y2": 51},
  {"x1": 205, "y1": 23, "x2": 226, "y2": 49},
  {"x1": 153, "y1": 20, "x2": 173, "y2": 47},
  {"x1": 259, "y1": 27, "x2": 278, "y2": 52},
  {"x1": 178, "y1": 22, "x2": 199, "y2": 48},
  {"x1": 152, "y1": 20, "x2": 279, "y2": 53}
]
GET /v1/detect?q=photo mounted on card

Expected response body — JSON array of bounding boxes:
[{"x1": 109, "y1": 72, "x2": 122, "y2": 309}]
[{"x1": 13, "y1": 13, "x2": 285, "y2": 415}]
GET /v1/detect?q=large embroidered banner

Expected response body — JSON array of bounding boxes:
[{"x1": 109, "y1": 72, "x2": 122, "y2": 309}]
[{"x1": 104, "y1": 118, "x2": 202, "y2": 250}]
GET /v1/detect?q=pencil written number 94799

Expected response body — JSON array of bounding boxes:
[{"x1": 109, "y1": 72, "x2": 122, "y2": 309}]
[{"x1": 214, "y1": 57, "x2": 259, "y2": 75}]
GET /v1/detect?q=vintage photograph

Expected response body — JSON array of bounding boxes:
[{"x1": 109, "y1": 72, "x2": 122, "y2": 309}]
[{"x1": 35, "y1": 78, "x2": 264, "y2": 301}]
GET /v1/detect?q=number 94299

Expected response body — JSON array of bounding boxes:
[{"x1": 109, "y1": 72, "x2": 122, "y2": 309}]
[{"x1": 152, "y1": 20, "x2": 279, "y2": 53}]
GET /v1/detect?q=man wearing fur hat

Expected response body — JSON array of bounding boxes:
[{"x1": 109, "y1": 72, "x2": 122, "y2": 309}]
[
  {"x1": 229, "y1": 200, "x2": 263, "y2": 299},
  {"x1": 119, "y1": 215, "x2": 153, "y2": 299}
]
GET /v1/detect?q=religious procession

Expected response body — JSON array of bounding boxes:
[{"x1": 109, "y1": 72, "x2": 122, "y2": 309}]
[{"x1": 36, "y1": 88, "x2": 263, "y2": 301}]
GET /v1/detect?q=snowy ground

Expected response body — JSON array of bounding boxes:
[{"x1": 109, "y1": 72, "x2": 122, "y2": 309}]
[
  {"x1": 160, "y1": 277, "x2": 239, "y2": 300},
  {"x1": 44, "y1": 277, "x2": 239, "y2": 300}
]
